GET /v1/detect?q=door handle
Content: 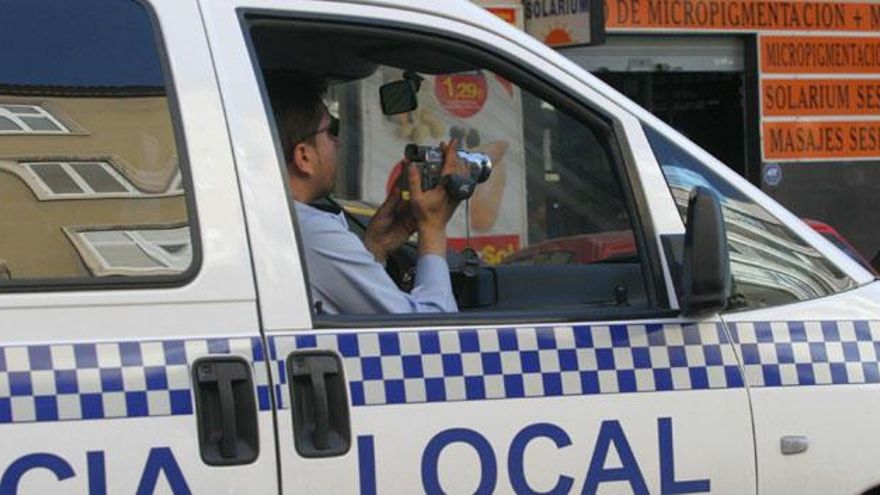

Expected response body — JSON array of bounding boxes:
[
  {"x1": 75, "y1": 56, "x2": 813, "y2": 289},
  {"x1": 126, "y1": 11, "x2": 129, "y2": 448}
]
[
  {"x1": 192, "y1": 357, "x2": 259, "y2": 465},
  {"x1": 781, "y1": 435, "x2": 809, "y2": 455},
  {"x1": 288, "y1": 351, "x2": 351, "y2": 457}
]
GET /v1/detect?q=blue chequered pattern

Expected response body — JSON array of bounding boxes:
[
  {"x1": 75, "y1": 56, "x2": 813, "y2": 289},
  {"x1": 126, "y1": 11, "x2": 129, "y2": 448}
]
[
  {"x1": 729, "y1": 320, "x2": 880, "y2": 387},
  {"x1": 0, "y1": 336, "x2": 270, "y2": 424},
  {"x1": 269, "y1": 322, "x2": 743, "y2": 408}
]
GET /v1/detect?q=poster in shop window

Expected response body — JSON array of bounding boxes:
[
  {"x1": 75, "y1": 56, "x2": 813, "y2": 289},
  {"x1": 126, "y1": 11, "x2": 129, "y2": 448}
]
[{"x1": 358, "y1": 68, "x2": 528, "y2": 265}]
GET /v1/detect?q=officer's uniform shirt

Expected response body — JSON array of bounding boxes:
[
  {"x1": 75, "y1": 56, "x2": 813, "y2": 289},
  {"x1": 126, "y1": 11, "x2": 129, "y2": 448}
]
[{"x1": 294, "y1": 201, "x2": 458, "y2": 314}]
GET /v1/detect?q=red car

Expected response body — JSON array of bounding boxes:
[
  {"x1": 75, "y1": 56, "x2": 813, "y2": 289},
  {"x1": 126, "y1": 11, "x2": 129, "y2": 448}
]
[
  {"x1": 803, "y1": 219, "x2": 879, "y2": 276},
  {"x1": 502, "y1": 230, "x2": 637, "y2": 266}
]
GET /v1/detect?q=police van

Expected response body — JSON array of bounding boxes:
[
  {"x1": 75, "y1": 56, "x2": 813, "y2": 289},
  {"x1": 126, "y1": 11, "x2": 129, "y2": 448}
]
[{"x1": 0, "y1": 0, "x2": 878, "y2": 493}]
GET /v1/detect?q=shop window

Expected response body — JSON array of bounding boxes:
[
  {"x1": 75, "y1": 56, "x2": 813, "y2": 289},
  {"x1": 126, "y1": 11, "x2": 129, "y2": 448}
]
[
  {"x1": 0, "y1": 104, "x2": 69, "y2": 134},
  {"x1": 644, "y1": 125, "x2": 856, "y2": 312},
  {"x1": 67, "y1": 226, "x2": 192, "y2": 276},
  {"x1": 3, "y1": 161, "x2": 184, "y2": 200},
  {"x1": 0, "y1": 0, "x2": 196, "y2": 285},
  {"x1": 28, "y1": 161, "x2": 134, "y2": 197}
]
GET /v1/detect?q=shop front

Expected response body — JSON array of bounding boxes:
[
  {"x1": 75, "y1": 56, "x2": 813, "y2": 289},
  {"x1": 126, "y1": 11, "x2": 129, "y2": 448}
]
[{"x1": 487, "y1": 0, "x2": 880, "y2": 268}]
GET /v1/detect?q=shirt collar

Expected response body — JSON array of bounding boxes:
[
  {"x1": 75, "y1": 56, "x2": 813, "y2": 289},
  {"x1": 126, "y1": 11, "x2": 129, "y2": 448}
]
[
  {"x1": 295, "y1": 200, "x2": 348, "y2": 228},
  {"x1": 308, "y1": 199, "x2": 342, "y2": 215}
]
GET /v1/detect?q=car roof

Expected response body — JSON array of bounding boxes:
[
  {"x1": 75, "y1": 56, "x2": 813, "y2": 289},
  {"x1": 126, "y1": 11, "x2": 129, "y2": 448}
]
[{"x1": 340, "y1": 0, "x2": 489, "y2": 23}]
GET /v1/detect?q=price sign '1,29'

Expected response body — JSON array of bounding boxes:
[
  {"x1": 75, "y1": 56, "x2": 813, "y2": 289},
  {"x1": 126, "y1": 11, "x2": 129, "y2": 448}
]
[{"x1": 435, "y1": 72, "x2": 488, "y2": 118}]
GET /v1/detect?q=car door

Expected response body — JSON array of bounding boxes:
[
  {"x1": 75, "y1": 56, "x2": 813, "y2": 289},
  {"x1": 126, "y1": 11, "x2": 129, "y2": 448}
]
[
  {"x1": 723, "y1": 292, "x2": 880, "y2": 495},
  {"x1": 0, "y1": 0, "x2": 277, "y2": 492},
  {"x1": 640, "y1": 120, "x2": 880, "y2": 494},
  {"x1": 201, "y1": 0, "x2": 757, "y2": 493}
]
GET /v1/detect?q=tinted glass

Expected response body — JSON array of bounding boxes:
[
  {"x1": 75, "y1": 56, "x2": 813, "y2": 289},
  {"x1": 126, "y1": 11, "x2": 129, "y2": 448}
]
[
  {"x1": 0, "y1": 0, "x2": 193, "y2": 283},
  {"x1": 0, "y1": 116, "x2": 20, "y2": 131},
  {"x1": 31, "y1": 163, "x2": 82, "y2": 194},
  {"x1": 645, "y1": 125, "x2": 856, "y2": 311},
  {"x1": 20, "y1": 116, "x2": 60, "y2": 132},
  {"x1": 98, "y1": 244, "x2": 160, "y2": 268},
  {"x1": 3, "y1": 105, "x2": 39, "y2": 114},
  {"x1": 71, "y1": 163, "x2": 129, "y2": 193}
]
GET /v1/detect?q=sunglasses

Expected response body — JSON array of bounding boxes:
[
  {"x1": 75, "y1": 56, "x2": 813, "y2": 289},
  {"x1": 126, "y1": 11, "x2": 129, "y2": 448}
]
[{"x1": 298, "y1": 115, "x2": 340, "y2": 144}]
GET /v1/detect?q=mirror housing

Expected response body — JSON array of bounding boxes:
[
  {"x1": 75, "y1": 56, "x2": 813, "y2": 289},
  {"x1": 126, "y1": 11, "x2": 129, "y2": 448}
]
[
  {"x1": 679, "y1": 187, "x2": 731, "y2": 316},
  {"x1": 380, "y1": 71, "x2": 423, "y2": 115}
]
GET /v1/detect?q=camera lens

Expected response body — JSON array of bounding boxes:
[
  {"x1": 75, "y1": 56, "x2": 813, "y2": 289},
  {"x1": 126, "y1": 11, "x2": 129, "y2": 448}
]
[
  {"x1": 476, "y1": 157, "x2": 491, "y2": 183},
  {"x1": 404, "y1": 143, "x2": 423, "y2": 162}
]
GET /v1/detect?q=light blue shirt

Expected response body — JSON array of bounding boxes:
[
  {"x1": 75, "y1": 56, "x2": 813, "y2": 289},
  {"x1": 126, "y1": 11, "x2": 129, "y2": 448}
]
[{"x1": 295, "y1": 201, "x2": 458, "y2": 315}]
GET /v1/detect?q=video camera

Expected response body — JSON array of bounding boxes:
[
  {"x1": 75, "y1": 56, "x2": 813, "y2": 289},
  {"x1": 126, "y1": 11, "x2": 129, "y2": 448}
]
[{"x1": 404, "y1": 144, "x2": 492, "y2": 200}]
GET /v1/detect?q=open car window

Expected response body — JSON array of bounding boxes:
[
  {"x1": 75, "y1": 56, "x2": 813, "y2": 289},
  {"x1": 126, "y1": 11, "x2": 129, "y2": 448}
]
[{"x1": 248, "y1": 19, "x2": 657, "y2": 323}]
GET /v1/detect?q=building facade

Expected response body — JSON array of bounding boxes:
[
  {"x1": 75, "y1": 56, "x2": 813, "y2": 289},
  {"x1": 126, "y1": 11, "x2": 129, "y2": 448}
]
[
  {"x1": 504, "y1": 0, "x2": 880, "y2": 266},
  {"x1": 0, "y1": 87, "x2": 189, "y2": 281}
]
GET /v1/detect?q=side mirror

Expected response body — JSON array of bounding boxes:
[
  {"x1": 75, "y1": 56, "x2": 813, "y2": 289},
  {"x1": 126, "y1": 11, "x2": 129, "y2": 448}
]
[
  {"x1": 379, "y1": 72, "x2": 423, "y2": 115},
  {"x1": 679, "y1": 187, "x2": 731, "y2": 316}
]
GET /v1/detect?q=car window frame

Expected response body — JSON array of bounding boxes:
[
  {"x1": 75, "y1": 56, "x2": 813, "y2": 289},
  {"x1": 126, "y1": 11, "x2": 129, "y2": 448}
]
[
  {"x1": 240, "y1": 10, "x2": 673, "y2": 327},
  {"x1": 0, "y1": 0, "x2": 202, "y2": 293}
]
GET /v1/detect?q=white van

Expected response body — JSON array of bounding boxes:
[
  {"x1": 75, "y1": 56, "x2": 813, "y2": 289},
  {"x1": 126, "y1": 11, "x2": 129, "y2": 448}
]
[{"x1": 0, "y1": 0, "x2": 878, "y2": 493}]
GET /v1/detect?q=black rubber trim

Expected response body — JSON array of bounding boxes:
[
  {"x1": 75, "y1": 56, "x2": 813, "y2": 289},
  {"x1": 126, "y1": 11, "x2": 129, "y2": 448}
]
[
  {"x1": 0, "y1": 0, "x2": 203, "y2": 293},
  {"x1": 742, "y1": 34, "x2": 762, "y2": 186},
  {"x1": 603, "y1": 124, "x2": 668, "y2": 309},
  {"x1": 314, "y1": 307, "x2": 679, "y2": 329}
]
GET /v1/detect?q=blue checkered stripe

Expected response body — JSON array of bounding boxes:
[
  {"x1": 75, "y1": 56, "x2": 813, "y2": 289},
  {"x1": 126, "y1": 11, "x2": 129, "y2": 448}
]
[
  {"x1": 729, "y1": 320, "x2": 880, "y2": 387},
  {"x1": 269, "y1": 323, "x2": 743, "y2": 408},
  {"x1": 0, "y1": 337, "x2": 270, "y2": 424}
]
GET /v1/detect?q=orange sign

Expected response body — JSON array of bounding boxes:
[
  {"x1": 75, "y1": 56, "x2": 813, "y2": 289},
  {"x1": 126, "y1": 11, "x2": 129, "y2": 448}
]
[
  {"x1": 761, "y1": 36, "x2": 880, "y2": 74},
  {"x1": 523, "y1": 0, "x2": 599, "y2": 48},
  {"x1": 607, "y1": 0, "x2": 880, "y2": 32},
  {"x1": 435, "y1": 73, "x2": 488, "y2": 119},
  {"x1": 763, "y1": 79, "x2": 880, "y2": 116},
  {"x1": 487, "y1": 7, "x2": 518, "y2": 25},
  {"x1": 763, "y1": 121, "x2": 880, "y2": 160}
]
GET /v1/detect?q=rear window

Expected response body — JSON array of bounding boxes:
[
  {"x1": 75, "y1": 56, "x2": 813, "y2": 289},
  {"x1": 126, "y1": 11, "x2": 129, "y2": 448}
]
[{"x1": 0, "y1": 0, "x2": 197, "y2": 288}]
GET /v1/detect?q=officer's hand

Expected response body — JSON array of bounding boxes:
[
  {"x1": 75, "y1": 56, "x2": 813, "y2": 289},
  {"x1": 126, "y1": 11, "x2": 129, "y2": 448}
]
[
  {"x1": 408, "y1": 138, "x2": 461, "y2": 257},
  {"x1": 364, "y1": 160, "x2": 417, "y2": 264}
]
